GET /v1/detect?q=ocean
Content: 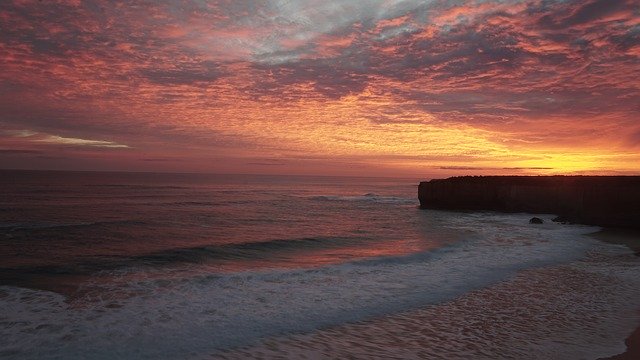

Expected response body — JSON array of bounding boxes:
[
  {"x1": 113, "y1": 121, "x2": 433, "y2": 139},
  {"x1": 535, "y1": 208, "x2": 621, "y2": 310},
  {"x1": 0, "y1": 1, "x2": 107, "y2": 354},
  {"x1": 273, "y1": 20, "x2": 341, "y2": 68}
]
[{"x1": 1, "y1": 170, "x2": 639, "y2": 359}]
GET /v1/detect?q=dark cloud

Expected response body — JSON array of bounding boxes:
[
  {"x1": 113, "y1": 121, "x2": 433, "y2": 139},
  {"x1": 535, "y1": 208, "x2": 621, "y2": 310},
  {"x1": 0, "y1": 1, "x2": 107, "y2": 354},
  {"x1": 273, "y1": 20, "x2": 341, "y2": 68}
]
[
  {"x1": 139, "y1": 62, "x2": 222, "y2": 85},
  {"x1": 564, "y1": 0, "x2": 629, "y2": 26},
  {"x1": 246, "y1": 162, "x2": 286, "y2": 166},
  {"x1": 535, "y1": 0, "x2": 637, "y2": 29},
  {"x1": 0, "y1": 149, "x2": 42, "y2": 155},
  {"x1": 252, "y1": 55, "x2": 372, "y2": 99},
  {"x1": 439, "y1": 166, "x2": 554, "y2": 170},
  {"x1": 245, "y1": 159, "x2": 287, "y2": 166},
  {"x1": 141, "y1": 158, "x2": 173, "y2": 162},
  {"x1": 610, "y1": 25, "x2": 640, "y2": 51}
]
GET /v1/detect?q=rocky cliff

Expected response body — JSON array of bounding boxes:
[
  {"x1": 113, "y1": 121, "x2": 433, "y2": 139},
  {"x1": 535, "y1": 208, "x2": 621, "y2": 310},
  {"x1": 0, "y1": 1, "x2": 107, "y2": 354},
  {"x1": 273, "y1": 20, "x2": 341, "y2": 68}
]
[{"x1": 418, "y1": 176, "x2": 640, "y2": 228}]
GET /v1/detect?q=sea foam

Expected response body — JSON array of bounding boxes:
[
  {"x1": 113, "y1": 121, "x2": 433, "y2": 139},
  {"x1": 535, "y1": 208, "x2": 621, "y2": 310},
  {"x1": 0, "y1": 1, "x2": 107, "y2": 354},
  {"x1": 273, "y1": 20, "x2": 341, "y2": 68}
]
[{"x1": 0, "y1": 211, "x2": 615, "y2": 359}]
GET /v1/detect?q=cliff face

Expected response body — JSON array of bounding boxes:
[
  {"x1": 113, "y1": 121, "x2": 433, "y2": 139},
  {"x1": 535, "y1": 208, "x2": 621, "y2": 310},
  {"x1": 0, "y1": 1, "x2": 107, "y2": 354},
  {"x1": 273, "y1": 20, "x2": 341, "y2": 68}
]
[{"x1": 418, "y1": 176, "x2": 640, "y2": 228}]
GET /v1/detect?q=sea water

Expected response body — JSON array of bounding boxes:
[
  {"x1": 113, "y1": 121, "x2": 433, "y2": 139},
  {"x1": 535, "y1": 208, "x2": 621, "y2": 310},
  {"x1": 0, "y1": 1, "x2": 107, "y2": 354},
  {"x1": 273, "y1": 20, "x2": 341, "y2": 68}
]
[{"x1": 1, "y1": 170, "x2": 638, "y2": 359}]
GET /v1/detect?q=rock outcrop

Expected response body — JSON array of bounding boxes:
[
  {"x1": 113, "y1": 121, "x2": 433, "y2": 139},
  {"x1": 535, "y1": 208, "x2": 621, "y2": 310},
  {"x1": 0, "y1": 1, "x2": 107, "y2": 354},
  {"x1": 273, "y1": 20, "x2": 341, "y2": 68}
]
[{"x1": 418, "y1": 176, "x2": 640, "y2": 229}]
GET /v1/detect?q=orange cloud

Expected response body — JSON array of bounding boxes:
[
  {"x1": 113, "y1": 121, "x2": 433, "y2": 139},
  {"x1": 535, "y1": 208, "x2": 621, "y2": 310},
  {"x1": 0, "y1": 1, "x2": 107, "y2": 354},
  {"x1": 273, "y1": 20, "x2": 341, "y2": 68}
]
[{"x1": 0, "y1": 0, "x2": 638, "y2": 176}]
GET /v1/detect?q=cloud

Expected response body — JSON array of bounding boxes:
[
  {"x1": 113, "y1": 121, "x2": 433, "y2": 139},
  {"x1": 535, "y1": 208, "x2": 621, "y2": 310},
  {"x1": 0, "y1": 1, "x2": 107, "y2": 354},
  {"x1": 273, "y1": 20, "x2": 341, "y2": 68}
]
[
  {"x1": 245, "y1": 158, "x2": 287, "y2": 166},
  {"x1": 3, "y1": 129, "x2": 129, "y2": 148},
  {"x1": 0, "y1": 0, "x2": 638, "y2": 175},
  {"x1": 439, "y1": 166, "x2": 554, "y2": 170},
  {"x1": 141, "y1": 158, "x2": 173, "y2": 162},
  {"x1": 139, "y1": 62, "x2": 222, "y2": 85},
  {"x1": 3, "y1": 130, "x2": 37, "y2": 137},
  {"x1": 560, "y1": 0, "x2": 633, "y2": 27},
  {"x1": 33, "y1": 135, "x2": 128, "y2": 148},
  {"x1": 0, "y1": 149, "x2": 42, "y2": 154}
]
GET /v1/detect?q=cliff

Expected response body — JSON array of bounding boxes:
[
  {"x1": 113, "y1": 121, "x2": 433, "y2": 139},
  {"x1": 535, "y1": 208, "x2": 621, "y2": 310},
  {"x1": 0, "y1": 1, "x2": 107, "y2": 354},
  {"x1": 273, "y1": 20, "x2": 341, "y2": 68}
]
[{"x1": 418, "y1": 176, "x2": 640, "y2": 229}]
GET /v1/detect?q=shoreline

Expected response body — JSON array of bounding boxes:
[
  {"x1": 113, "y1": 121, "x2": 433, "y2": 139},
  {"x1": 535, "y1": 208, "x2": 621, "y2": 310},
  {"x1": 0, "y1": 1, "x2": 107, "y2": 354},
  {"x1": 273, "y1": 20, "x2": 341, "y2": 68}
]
[
  {"x1": 591, "y1": 228, "x2": 640, "y2": 360},
  {"x1": 600, "y1": 325, "x2": 640, "y2": 360},
  {"x1": 588, "y1": 228, "x2": 640, "y2": 256},
  {"x1": 218, "y1": 228, "x2": 640, "y2": 359}
]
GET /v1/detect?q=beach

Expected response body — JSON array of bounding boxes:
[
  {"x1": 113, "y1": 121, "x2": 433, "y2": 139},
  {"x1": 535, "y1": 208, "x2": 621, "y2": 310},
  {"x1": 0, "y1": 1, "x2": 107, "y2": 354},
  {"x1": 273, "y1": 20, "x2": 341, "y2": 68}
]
[
  {"x1": 601, "y1": 326, "x2": 640, "y2": 360},
  {"x1": 218, "y1": 229, "x2": 640, "y2": 359},
  {"x1": 592, "y1": 229, "x2": 640, "y2": 360}
]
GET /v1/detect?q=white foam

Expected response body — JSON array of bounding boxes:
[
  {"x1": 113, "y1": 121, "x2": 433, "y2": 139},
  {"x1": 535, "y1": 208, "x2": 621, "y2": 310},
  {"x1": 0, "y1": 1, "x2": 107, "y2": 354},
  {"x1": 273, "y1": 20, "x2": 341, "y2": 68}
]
[
  {"x1": 1, "y1": 211, "x2": 634, "y2": 359},
  {"x1": 221, "y1": 244, "x2": 640, "y2": 359}
]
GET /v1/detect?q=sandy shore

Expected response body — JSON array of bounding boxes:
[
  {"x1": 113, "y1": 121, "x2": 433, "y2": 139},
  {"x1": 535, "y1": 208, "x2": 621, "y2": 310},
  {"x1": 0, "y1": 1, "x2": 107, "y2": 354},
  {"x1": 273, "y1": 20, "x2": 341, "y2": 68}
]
[
  {"x1": 217, "y1": 232, "x2": 640, "y2": 359},
  {"x1": 591, "y1": 229, "x2": 640, "y2": 360},
  {"x1": 589, "y1": 228, "x2": 640, "y2": 256},
  {"x1": 600, "y1": 325, "x2": 640, "y2": 360}
]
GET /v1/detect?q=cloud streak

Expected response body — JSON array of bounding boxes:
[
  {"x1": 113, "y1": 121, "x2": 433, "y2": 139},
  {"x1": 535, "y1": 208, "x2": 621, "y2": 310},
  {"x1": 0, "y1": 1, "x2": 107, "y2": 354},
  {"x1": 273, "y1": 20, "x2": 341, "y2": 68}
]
[{"x1": 34, "y1": 135, "x2": 128, "y2": 148}]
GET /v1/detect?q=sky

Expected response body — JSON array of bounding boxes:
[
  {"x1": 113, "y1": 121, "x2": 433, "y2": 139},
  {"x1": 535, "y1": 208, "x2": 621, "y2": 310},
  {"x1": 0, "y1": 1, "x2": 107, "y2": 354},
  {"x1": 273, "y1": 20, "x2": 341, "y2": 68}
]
[{"x1": 0, "y1": 0, "x2": 639, "y2": 178}]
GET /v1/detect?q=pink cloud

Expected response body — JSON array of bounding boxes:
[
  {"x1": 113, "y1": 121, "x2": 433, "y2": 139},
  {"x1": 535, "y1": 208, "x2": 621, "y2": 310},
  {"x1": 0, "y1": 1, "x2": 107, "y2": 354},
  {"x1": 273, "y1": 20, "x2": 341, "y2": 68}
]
[{"x1": 0, "y1": 0, "x2": 638, "y2": 176}]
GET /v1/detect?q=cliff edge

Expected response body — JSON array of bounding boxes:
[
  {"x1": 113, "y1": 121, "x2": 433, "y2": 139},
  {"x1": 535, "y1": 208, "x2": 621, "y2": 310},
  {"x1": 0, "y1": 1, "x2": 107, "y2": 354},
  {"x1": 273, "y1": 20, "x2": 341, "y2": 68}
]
[{"x1": 418, "y1": 176, "x2": 640, "y2": 229}]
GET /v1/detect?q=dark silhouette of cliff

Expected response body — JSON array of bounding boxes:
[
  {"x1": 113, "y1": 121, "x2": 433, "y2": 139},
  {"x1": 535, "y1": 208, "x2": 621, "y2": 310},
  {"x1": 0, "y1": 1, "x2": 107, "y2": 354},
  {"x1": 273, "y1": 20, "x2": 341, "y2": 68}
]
[{"x1": 418, "y1": 176, "x2": 640, "y2": 229}]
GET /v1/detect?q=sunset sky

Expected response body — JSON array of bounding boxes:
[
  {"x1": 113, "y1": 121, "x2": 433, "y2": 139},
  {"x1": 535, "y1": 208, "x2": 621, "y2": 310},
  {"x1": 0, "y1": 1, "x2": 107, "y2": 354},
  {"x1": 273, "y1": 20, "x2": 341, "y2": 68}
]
[{"x1": 1, "y1": 0, "x2": 639, "y2": 177}]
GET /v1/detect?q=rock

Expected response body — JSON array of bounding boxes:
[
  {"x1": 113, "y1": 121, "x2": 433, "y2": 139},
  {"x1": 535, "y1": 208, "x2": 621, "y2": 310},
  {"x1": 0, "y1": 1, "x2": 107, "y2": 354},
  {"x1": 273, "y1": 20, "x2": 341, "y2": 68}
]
[
  {"x1": 552, "y1": 216, "x2": 569, "y2": 224},
  {"x1": 529, "y1": 217, "x2": 544, "y2": 224},
  {"x1": 417, "y1": 176, "x2": 640, "y2": 229}
]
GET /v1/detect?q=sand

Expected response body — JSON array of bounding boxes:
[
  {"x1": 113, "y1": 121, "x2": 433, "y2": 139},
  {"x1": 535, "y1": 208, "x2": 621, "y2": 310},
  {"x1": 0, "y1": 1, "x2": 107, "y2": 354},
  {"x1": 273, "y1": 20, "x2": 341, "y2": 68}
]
[
  {"x1": 591, "y1": 229, "x2": 640, "y2": 360},
  {"x1": 589, "y1": 228, "x2": 640, "y2": 256},
  {"x1": 216, "y1": 231, "x2": 640, "y2": 359},
  {"x1": 601, "y1": 326, "x2": 640, "y2": 360}
]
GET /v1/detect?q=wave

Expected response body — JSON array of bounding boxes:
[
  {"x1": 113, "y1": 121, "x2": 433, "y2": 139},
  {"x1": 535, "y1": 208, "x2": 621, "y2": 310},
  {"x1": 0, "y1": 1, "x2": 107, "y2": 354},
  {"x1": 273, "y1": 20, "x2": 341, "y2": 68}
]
[
  {"x1": 84, "y1": 184, "x2": 189, "y2": 190},
  {"x1": 0, "y1": 220, "x2": 147, "y2": 232},
  {"x1": 310, "y1": 193, "x2": 415, "y2": 204},
  {"x1": 138, "y1": 235, "x2": 367, "y2": 264},
  {"x1": 0, "y1": 235, "x2": 368, "y2": 277}
]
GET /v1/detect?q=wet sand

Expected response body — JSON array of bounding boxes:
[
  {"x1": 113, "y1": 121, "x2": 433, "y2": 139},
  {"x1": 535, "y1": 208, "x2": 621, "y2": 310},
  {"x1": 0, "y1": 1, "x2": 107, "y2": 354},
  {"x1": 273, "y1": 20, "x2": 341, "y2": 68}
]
[
  {"x1": 591, "y1": 229, "x2": 640, "y2": 360},
  {"x1": 218, "y1": 235, "x2": 640, "y2": 359},
  {"x1": 589, "y1": 228, "x2": 640, "y2": 256},
  {"x1": 601, "y1": 325, "x2": 640, "y2": 360}
]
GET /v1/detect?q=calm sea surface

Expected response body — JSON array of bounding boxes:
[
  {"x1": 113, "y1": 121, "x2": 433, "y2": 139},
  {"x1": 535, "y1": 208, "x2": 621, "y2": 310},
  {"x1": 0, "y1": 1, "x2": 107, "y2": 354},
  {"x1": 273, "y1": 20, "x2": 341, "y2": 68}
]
[{"x1": 1, "y1": 170, "x2": 639, "y2": 359}]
